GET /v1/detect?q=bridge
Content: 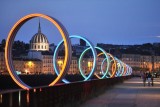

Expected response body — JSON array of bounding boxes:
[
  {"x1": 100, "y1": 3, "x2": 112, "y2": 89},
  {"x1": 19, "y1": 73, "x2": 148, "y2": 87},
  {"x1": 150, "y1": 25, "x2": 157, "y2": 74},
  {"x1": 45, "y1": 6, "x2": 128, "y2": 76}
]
[
  {"x1": 4, "y1": 13, "x2": 132, "y2": 89},
  {"x1": 1, "y1": 77, "x2": 160, "y2": 107},
  {"x1": 0, "y1": 13, "x2": 141, "y2": 107},
  {"x1": 81, "y1": 77, "x2": 160, "y2": 107}
]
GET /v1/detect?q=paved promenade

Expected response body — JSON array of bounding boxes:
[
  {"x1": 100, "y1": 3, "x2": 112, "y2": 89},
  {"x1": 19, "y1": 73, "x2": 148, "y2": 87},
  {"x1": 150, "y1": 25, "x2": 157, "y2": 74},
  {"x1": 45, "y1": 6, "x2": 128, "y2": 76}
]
[{"x1": 81, "y1": 77, "x2": 160, "y2": 107}]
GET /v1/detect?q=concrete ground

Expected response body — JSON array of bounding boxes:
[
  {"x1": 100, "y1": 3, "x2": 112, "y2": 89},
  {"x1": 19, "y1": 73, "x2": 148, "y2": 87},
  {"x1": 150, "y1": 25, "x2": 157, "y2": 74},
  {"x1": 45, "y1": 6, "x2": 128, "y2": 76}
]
[{"x1": 80, "y1": 77, "x2": 160, "y2": 107}]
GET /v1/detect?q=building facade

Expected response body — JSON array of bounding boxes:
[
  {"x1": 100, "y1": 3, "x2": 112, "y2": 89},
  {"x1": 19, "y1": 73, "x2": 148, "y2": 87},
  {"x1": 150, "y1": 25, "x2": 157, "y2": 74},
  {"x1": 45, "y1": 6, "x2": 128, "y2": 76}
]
[
  {"x1": 0, "y1": 51, "x2": 7, "y2": 74},
  {"x1": 27, "y1": 21, "x2": 54, "y2": 74},
  {"x1": 0, "y1": 51, "x2": 42, "y2": 74},
  {"x1": 41, "y1": 52, "x2": 54, "y2": 74},
  {"x1": 154, "y1": 56, "x2": 160, "y2": 71},
  {"x1": 121, "y1": 54, "x2": 160, "y2": 74},
  {"x1": 57, "y1": 56, "x2": 79, "y2": 75},
  {"x1": 13, "y1": 58, "x2": 42, "y2": 74}
]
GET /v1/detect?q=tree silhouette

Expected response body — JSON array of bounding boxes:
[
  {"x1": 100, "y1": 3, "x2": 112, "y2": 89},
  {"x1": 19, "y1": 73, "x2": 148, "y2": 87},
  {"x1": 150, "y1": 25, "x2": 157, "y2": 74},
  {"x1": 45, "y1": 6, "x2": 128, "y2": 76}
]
[{"x1": 1, "y1": 39, "x2": 6, "y2": 49}]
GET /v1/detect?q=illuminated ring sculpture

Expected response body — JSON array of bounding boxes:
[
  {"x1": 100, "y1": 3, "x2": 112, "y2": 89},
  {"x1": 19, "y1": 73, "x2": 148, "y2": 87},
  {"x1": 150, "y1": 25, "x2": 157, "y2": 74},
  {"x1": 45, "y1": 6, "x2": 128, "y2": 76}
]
[
  {"x1": 53, "y1": 35, "x2": 97, "y2": 83},
  {"x1": 126, "y1": 64, "x2": 130, "y2": 76},
  {"x1": 126, "y1": 65, "x2": 132, "y2": 76},
  {"x1": 100, "y1": 58, "x2": 110, "y2": 77},
  {"x1": 116, "y1": 62, "x2": 122, "y2": 77},
  {"x1": 129, "y1": 66, "x2": 132, "y2": 75},
  {"x1": 5, "y1": 13, "x2": 72, "y2": 90},
  {"x1": 114, "y1": 57, "x2": 122, "y2": 77},
  {"x1": 78, "y1": 47, "x2": 98, "y2": 81},
  {"x1": 105, "y1": 53, "x2": 117, "y2": 78},
  {"x1": 119, "y1": 61, "x2": 125, "y2": 76},
  {"x1": 93, "y1": 47, "x2": 110, "y2": 79},
  {"x1": 129, "y1": 67, "x2": 132, "y2": 75},
  {"x1": 120, "y1": 62, "x2": 124, "y2": 76},
  {"x1": 122, "y1": 63, "x2": 127, "y2": 76},
  {"x1": 115, "y1": 58, "x2": 126, "y2": 77}
]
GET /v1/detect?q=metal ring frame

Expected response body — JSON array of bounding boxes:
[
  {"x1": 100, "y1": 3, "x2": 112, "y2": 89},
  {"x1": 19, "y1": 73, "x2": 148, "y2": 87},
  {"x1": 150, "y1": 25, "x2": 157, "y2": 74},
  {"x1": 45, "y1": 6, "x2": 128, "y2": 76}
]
[
  {"x1": 5, "y1": 13, "x2": 132, "y2": 90},
  {"x1": 5, "y1": 13, "x2": 72, "y2": 90},
  {"x1": 79, "y1": 47, "x2": 110, "y2": 80},
  {"x1": 53, "y1": 35, "x2": 97, "y2": 83}
]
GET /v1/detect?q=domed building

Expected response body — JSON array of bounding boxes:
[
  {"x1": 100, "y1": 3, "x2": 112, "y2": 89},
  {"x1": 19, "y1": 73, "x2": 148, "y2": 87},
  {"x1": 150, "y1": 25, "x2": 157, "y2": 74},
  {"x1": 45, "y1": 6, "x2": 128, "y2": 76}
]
[
  {"x1": 28, "y1": 21, "x2": 54, "y2": 74},
  {"x1": 30, "y1": 21, "x2": 49, "y2": 51}
]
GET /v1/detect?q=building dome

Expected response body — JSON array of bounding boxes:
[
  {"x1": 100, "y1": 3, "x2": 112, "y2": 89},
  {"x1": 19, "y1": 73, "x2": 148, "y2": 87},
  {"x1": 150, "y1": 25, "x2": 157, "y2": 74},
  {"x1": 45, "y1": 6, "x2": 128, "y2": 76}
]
[{"x1": 30, "y1": 21, "x2": 49, "y2": 51}]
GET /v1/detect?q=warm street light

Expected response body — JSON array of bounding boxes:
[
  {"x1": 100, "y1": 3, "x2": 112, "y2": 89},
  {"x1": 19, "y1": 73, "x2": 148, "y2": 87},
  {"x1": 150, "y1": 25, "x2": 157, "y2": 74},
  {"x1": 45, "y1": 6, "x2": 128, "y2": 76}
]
[
  {"x1": 58, "y1": 60, "x2": 63, "y2": 65},
  {"x1": 25, "y1": 69, "x2": 29, "y2": 74},
  {"x1": 88, "y1": 61, "x2": 92, "y2": 67},
  {"x1": 27, "y1": 61, "x2": 34, "y2": 68}
]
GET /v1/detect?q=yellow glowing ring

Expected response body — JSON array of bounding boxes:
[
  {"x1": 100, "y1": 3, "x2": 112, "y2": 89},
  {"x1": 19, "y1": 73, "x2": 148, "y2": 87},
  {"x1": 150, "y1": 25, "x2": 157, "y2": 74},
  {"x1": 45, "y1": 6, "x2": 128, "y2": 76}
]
[
  {"x1": 5, "y1": 13, "x2": 72, "y2": 90},
  {"x1": 107, "y1": 53, "x2": 117, "y2": 78}
]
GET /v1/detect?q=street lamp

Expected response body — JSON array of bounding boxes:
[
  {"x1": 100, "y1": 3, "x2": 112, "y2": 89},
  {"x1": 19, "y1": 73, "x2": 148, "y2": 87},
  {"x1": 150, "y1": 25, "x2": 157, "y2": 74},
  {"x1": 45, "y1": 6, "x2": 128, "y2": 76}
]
[
  {"x1": 27, "y1": 61, "x2": 34, "y2": 74},
  {"x1": 57, "y1": 60, "x2": 63, "y2": 71},
  {"x1": 25, "y1": 69, "x2": 29, "y2": 74}
]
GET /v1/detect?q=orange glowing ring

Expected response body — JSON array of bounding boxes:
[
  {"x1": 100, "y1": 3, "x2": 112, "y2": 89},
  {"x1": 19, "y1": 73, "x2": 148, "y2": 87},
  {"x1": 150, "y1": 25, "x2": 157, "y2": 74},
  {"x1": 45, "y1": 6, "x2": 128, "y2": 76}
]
[
  {"x1": 95, "y1": 52, "x2": 110, "y2": 79},
  {"x1": 122, "y1": 63, "x2": 127, "y2": 76},
  {"x1": 5, "y1": 13, "x2": 72, "y2": 90},
  {"x1": 106, "y1": 53, "x2": 117, "y2": 78}
]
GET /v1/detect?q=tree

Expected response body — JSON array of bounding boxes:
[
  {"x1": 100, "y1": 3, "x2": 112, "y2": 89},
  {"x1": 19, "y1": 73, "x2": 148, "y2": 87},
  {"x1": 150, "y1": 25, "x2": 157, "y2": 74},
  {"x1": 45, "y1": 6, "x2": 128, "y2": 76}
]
[{"x1": 1, "y1": 39, "x2": 6, "y2": 48}]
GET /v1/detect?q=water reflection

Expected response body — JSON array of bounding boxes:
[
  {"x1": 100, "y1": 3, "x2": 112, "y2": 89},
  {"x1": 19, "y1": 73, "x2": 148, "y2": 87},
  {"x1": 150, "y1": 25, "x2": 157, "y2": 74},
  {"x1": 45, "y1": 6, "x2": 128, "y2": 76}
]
[
  {"x1": 27, "y1": 90, "x2": 30, "y2": 105},
  {"x1": 33, "y1": 89, "x2": 36, "y2": 93},
  {"x1": 1, "y1": 88, "x2": 44, "y2": 107},
  {"x1": 40, "y1": 88, "x2": 42, "y2": 92},
  {"x1": 18, "y1": 91, "x2": 21, "y2": 107},
  {"x1": 0, "y1": 94, "x2": 2, "y2": 103}
]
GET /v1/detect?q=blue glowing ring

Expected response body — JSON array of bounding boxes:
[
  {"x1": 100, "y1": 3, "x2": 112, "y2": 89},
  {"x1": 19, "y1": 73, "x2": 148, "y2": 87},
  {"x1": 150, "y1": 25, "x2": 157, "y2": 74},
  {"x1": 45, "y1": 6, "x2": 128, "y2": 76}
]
[
  {"x1": 127, "y1": 65, "x2": 130, "y2": 76},
  {"x1": 114, "y1": 57, "x2": 122, "y2": 77},
  {"x1": 130, "y1": 67, "x2": 132, "y2": 75},
  {"x1": 53, "y1": 38, "x2": 70, "y2": 83},
  {"x1": 105, "y1": 53, "x2": 117, "y2": 78},
  {"x1": 105, "y1": 59, "x2": 113, "y2": 78},
  {"x1": 78, "y1": 47, "x2": 97, "y2": 81},
  {"x1": 126, "y1": 65, "x2": 132, "y2": 76},
  {"x1": 119, "y1": 60, "x2": 124, "y2": 76},
  {"x1": 130, "y1": 67, "x2": 133, "y2": 75},
  {"x1": 125, "y1": 64, "x2": 128, "y2": 76},
  {"x1": 121, "y1": 61, "x2": 125, "y2": 76},
  {"x1": 119, "y1": 61, "x2": 125, "y2": 76},
  {"x1": 101, "y1": 58, "x2": 108, "y2": 76},
  {"x1": 53, "y1": 35, "x2": 97, "y2": 83},
  {"x1": 101, "y1": 58, "x2": 111, "y2": 78},
  {"x1": 115, "y1": 59, "x2": 120, "y2": 77}
]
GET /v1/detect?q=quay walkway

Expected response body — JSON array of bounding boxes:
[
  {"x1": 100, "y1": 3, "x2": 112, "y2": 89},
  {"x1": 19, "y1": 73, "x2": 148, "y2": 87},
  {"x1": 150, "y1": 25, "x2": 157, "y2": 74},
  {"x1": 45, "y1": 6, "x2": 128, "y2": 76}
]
[{"x1": 81, "y1": 77, "x2": 160, "y2": 107}]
